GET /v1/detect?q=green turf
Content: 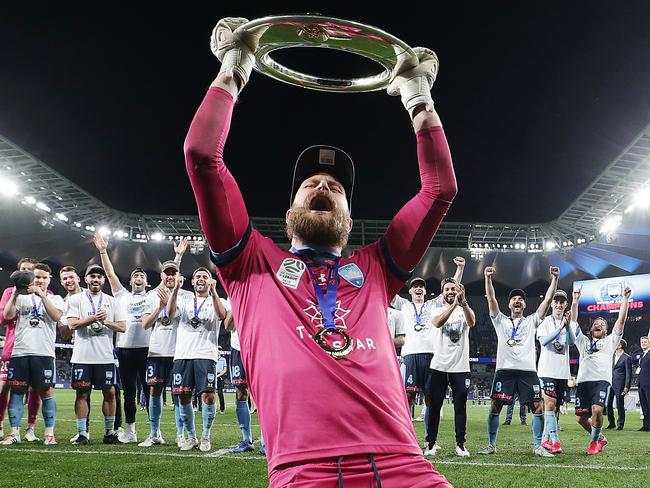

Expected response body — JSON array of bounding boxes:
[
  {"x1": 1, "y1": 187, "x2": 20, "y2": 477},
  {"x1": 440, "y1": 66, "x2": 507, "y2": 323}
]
[{"x1": 2, "y1": 391, "x2": 649, "y2": 487}]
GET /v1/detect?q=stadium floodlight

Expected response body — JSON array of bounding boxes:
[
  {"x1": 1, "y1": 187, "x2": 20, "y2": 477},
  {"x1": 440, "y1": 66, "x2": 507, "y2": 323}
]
[
  {"x1": 633, "y1": 187, "x2": 650, "y2": 208},
  {"x1": 0, "y1": 178, "x2": 18, "y2": 197},
  {"x1": 85, "y1": 225, "x2": 96, "y2": 232},
  {"x1": 74, "y1": 222, "x2": 82, "y2": 228},
  {"x1": 55, "y1": 213, "x2": 69, "y2": 222},
  {"x1": 545, "y1": 240, "x2": 556, "y2": 250},
  {"x1": 24, "y1": 196, "x2": 36, "y2": 205},
  {"x1": 98, "y1": 226, "x2": 111, "y2": 237},
  {"x1": 600, "y1": 215, "x2": 622, "y2": 234},
  {"x1": 151, "y1": 232, "x2": 164, "y2": 241},
  {"x1": 36, "y1": 201, "x2": 51, "y2": 212}
]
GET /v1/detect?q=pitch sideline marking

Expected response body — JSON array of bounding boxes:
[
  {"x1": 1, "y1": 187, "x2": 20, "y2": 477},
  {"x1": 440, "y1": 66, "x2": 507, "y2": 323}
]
[{"x1": 4, "y1": 448, "x2": 650, "y2": 471}]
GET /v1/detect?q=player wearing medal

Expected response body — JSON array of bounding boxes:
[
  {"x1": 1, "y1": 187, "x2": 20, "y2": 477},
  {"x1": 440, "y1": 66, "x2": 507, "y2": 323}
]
[
  {"x1": 66, "y1": 264, "x2": 127, "y2": 445},
  {"x1": 0, "y1": 263, "x2": 65, "y2": 445},
  {"x1": 93, "y1": 233, "x2": 153, "y2": 443},
  {"x1": 183, "y1": 17, "x2": 457, "y2": 485},
  {"x1": 425, "y1": 279, "x2": 475, "y2": 457},
  {"x1": 392, "y1": 257, "x2": 465, "y2": 425},
  {"x1": 167, "y1": 267, "x2": 230, "y2": 452},
  {"x1": 478, "y1": 265, "x2": 559, "y2": 457},
  {"x1": 139, "y1": 260, "x2": 193, "y2": 447},
  {"x1": 0, "y1": 257, "x2": 43, "y2": 442},
  {"x1": 573, "y1": 286, "x2": 631, "y2": 455},
  {"x1": 536, "y1": 289, "x2": 577, "y2": 454}
]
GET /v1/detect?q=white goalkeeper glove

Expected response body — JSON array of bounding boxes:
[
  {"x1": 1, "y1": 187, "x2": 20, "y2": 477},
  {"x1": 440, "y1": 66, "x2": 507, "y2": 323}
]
[
  {"x1": 210, "y1": 17, "x2": 259, "y2": 92},
  {"x1": 387, "y1": 47, "x2": 439, "y2": 120}
]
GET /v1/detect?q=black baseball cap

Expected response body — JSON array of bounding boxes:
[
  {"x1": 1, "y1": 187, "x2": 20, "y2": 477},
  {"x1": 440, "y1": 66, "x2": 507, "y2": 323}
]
[
  {"x1": 509, "y1": 288, "x2": 526, "y2": 300},
  {"x1": 130, "y1": 267, "x2": 147, "y2": 279},
  {"x1": 85, "y1": 265, "x2": 106, "y2": 277},
  {"x1": 290, "y1": 145, "x2": 355, "y2": 211},
  {"x1": 409, "y1": 277, "x2": 426, "y2": 289},
  {"x1": 10, "y1": 270, "x2": 34, "y2": 295},
  {"x1": 160, "y1": 260, "x2": 179, "y2": 273},
  {"x1": 440, "y1": 277, "x2": 457, "y2": 291}
]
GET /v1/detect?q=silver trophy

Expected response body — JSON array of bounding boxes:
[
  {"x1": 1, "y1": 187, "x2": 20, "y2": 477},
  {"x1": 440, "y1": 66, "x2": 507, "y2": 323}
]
[{"x1": 238, "y1": 14, "x2": 417, "y2": 92}]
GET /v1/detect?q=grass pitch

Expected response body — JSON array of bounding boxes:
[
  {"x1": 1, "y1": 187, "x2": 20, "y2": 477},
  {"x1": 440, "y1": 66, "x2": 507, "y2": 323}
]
[{"x1": 2, "y1": 390, "x2": 649, "y2": 487}]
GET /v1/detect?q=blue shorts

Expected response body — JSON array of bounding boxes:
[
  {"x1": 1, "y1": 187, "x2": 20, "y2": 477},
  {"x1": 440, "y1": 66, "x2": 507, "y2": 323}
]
[
  {"x1": 146, "y1": 357, "x2": 174, "y2": 386},
  {"x1": 403, "y1": 353, "x2": 433, "y2": 393},
  {"x1": 71, "y1": 363, "x2": 116, "y2": 390},
  {"x1": 7, "y1": 356, "x2": 56, "y2": 390},
  {"x1": 575, "y1": 380, "x2": 610, "y2": 416},
  {"x1": 540, "y1": 377, "x2": 568, "y2": 404},
  {"x1": 171, "y1": 359, "x2": 217, "y2": 395},
  {"x1": 491, "y1": 369, "x2": 541, "y2": 405},
  {"x1": 230, "y1": 348, "x2": 247, "y2": 386}
]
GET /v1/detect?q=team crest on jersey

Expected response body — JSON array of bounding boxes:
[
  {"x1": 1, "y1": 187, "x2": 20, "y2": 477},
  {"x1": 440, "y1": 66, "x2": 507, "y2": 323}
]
[
  {"x1": 465, "y1": 378, "x2": 471, "y2": 388},
  {"x1": 276, "y1": 258, "x2": 307, "y2": 289},
  {"x1": 303, "y1": 299, "x2": 351, "y2": 328},
  {"x1": 339, "y1": 263, "x2": 364, "y2": 288},
  {"x1": 599, "y1": 390, "x2": 606, "y2": 399},
  {"x1": 43, "y1": 369, "x2": 53, "y2": 379},
  {"x1": 207, "y1": 373, "x2": 215, "y2": 383},
  {"x1": 533, "y1": 384, "x2": 540, "y2": 393},
  {"x1": 106, "y1": 371, "x2": 113, "y2": 379}
]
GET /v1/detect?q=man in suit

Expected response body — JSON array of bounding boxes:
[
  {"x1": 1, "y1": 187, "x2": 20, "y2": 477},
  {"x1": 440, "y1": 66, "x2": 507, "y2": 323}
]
[
  {"x1": 634, "y1": 336, "x2": 650, "y2": 432},
  {"x1": 607, "y1": 339, "x2": 632, "y2": 429}
]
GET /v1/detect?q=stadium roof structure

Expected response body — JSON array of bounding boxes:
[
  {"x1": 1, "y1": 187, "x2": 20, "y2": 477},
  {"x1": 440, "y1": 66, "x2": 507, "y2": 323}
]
[{"x1": 2, "y1": 122, "x2": 649, "y2": 253}]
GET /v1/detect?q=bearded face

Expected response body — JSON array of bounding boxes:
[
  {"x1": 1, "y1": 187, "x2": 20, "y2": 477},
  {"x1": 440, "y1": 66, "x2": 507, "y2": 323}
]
[{"x1": 286, "y1": 175, "x2": 351, "y2": 249}]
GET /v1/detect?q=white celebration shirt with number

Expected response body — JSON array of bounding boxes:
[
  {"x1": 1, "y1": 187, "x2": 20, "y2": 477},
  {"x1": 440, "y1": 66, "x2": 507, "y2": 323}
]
[
  {"x1": 174, "y1": 295, "x2": 230, "y2": 361},
  {"x1": 115, "y1": 288, "x2": 151, "y2": 348},
  {"x1": 575, "y1": 327, "x2": 622, "y2": 385},
  {"x1": 429, "y1": 305, "x2": 470, "y2": 373},
  {"x1": 11, "y1": 294, "x2": 66, "y2": 358},
  {"x1": 536, "y1": 316, "x2": 579, "y2": 379},
  {"x1": 66, "y1": 292, "x2": 126, "y2": 364},
  {"x1": 392, "y1": 295, "x2": 444, "y2": 356},
  {"x1": 144, "y1": 288, "x2": 193, "y2": 357},
  {"x1": 491, "y1": 312, "x2": 542, "y2": 372}
]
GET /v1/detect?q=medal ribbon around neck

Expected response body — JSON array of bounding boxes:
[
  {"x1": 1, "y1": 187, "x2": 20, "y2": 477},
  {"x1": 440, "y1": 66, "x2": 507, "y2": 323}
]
[
  {"x1": 509, "y1": 317, "x2": 524, "y2": 343},
  {"x1": 412, "y1": 302, "x2": 425, "y2": 331},
  {"x1": 30, "y1": 294, "x2": 44, "y2": 325},
  {"x1": 86, "y1": 291, "x2": 103, "y2": 315},
  {"x1": 193, "y1": 295, "x2": 210, "y2": 322},
  {"x1": 299, "y1": 253, "x2": 353, "y2": 360}
]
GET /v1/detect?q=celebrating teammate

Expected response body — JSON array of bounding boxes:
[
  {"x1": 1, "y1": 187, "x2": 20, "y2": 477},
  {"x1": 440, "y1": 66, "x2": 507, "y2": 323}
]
[
  {"x1": 183, "y1": 17, "x2": 457, "y2": 485},
  {"x1": 478, "y1": 265, "x2": 559, "y2": 457},
  {"x1": 425, "y1": 279, "x2": 475, "y2": 457},
  {"x1": 0, "y1": 263, "x2": 65, "y2": 445},
  {"x1": 66, "y1": 265, "x2": 126, "y2": 445},
  {"x1": 167, "y1": 268, "x2": 230, "y2": 452},
  {"x1": 0, "y1": 257, "x2": 43, "y2": 442},
  {"x1": 573, "y1": 286, "x2": 631, "y2": 455},
  {"x1": 536, "y1": 289, "x2": 577, "y2": 454}
]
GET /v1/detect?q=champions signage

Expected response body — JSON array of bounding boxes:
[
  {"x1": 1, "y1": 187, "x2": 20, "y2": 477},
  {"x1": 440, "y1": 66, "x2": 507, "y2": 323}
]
[{"x1": 573, "y1": 274, "x2": 649, "y2": 315}]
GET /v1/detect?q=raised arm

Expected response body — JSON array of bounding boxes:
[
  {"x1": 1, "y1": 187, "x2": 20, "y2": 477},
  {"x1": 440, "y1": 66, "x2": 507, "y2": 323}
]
[
  {"x1": 382, "y1": 49, "x2": 457, "y2": 274},
  {"x1": 452, "y1": 256, "x2": 466, "y2": 284},
  {"x1": 535, "y1": 266, "x2": 559, "y2": 320},
  {"x1": 93, "y1": 233, "x2": 123, "y2": 294},
  {"x1": 142, "y1": 288, "x2": 169, "y2": 330},
  {"x1": 484, "y1": 266, "x2": 500, "y2": 317},
  {"x1": 184, "y1": 19, "x2": 266, "y2": 255},
  {"x1": 166, "y1": 276, "x2": 183, "y2": 320},
  {"x1": 570, "y1": 286, "x2": 581, "y2": 323},
  {"x1": 613, "y1": 286, "x2": 632, "y2": 334},
  {"x1": 209, "y1": 280, "x2": 228, "y2": 321},
  {"x1": 173, "y1": 238, "x2": 189, "y2": 267}
]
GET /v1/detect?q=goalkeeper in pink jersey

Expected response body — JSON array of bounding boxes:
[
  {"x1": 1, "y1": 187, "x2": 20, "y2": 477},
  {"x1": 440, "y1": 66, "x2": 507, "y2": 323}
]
[{"x1": 184, "y1": 18, "x2": 457, "y2": 487}]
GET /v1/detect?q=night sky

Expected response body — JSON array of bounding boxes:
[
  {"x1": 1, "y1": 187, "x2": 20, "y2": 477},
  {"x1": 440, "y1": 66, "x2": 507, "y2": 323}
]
[{"x1": 1, "y1": 2, "x2": 649, "y2": 224}]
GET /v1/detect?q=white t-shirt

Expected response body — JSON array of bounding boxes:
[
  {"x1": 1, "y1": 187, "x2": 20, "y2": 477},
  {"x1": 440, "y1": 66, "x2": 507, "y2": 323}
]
[
  {"x1": 575, "y1": 327, "x2": 622, "y2": 385},
  {"x1": 174, "y1": 294, "x2": 230, "y2": 361},
  {"x1": 392, "y1": 295, "x2": 443, "y2": 356},
  {"x1": 66, "y1": 291, "x2": 126, "y2": 364},
  {"x1": 429, "y1": 305, "x2": 471, "y2": 373},
  {"x1": 115, "y1": 288, "x2": 151, "y2": 348},
  {"x1": 143, "y1": 288, "x2": 193, "y2": 357},
  {"x1": 491, "y1": 312, "x2": 543, "y2": 372},
  {"x1": 387, "y1": 307, "x2": 405, "y2": 340},
  {"x1": 11, "y1": 294, "x2": 66, "y2": 358},
  {"x1": 536, "y1": 316, "x2": 578, "y2": 379}
]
